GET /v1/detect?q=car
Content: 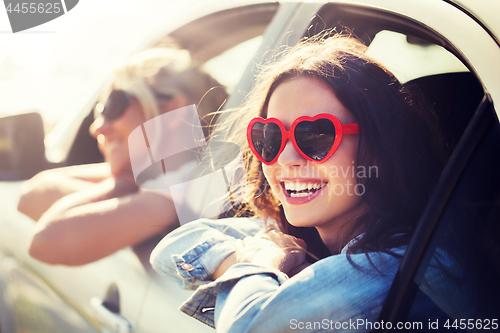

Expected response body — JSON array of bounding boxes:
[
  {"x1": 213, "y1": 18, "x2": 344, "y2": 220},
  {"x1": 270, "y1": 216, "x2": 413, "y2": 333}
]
[{"x1": 1, "y1": 0, "x2": 499, "y2": 332}]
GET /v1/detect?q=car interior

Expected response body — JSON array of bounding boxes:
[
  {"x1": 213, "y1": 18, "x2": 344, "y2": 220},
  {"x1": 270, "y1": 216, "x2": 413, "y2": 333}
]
[{"x1": 39, "y1": 2, "x2": 500, "y2": 329}]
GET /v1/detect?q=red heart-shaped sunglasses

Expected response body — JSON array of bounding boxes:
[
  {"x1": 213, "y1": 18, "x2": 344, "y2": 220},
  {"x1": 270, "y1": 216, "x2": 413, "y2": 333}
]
[{"x1": 247, "y1": 113, "x2": 359, "y2": 164}]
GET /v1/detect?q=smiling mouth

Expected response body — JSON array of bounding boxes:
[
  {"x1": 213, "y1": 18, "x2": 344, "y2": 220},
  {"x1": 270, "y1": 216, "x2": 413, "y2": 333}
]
[{"x1": 282, "y1": 181, "x2": 328, "y2": 198}]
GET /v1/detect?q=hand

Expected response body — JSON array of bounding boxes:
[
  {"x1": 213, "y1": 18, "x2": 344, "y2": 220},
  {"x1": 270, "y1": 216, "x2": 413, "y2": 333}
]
[{"x1": 235, "y1": 230, "x2": 307, "y2": 274}]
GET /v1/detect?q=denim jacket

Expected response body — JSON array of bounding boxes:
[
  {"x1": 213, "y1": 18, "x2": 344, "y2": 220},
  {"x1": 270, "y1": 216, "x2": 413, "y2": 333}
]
[{"x1": 151, "y1": 217, "x2": 464, "y2": 332}]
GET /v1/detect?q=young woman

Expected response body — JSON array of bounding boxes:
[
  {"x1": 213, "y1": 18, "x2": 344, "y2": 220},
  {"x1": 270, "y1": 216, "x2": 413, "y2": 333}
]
[
  {"x1": 18, "y1": 47, "x2": 226, "y2": 266},
  {"x1": 150, "y1": 34, "x2": 454, "y2": 331}
]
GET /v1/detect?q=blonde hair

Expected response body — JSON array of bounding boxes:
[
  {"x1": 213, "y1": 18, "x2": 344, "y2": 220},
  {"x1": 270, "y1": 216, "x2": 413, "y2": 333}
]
[{"x1": 109, "y1": 47, "x2": 227, "y2": 128}]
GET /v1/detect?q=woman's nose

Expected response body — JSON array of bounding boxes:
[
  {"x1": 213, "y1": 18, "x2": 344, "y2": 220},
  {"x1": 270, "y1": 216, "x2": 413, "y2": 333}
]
[
  {"x1": 277, "y1": 140, "x2": 307, "y2": 168},
  {"x1": 89, "y1": 116, "x2": 111, "y2": 139}
]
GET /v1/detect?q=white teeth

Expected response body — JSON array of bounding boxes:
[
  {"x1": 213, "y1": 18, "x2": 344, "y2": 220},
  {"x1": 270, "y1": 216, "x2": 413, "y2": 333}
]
[
  {"x1": 296, "y1": 182, "x2": 307, "y2": 191},
  {"x1": 283, "y1": 181, "x2": 324, "y2": 194},
  {"x1": 290, "y1": 191, "x2": 311, "y2": 198}
]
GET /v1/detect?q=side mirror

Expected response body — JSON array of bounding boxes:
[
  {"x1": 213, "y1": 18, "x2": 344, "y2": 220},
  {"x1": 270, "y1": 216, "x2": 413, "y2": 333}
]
[{"x1": 0, "y1": 112, "x2": 46, "y2": 180}]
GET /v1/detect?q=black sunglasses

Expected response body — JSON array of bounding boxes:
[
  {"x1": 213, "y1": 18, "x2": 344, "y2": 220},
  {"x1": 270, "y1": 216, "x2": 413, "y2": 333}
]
[{"x1": 96, "y1": 89, "x2": 173, "y2": 121}]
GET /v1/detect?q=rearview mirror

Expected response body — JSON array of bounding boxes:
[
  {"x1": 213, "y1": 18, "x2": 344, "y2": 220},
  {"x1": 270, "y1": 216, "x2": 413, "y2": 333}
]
[{"x1": 0, "y1": 112, "x2": 46, "y2": 180}]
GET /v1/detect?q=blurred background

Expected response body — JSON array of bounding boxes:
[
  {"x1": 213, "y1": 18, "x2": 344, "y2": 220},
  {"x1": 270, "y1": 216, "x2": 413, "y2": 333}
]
[{"x1": 0, "y1": 0, "x2": 195, "y2": 132}]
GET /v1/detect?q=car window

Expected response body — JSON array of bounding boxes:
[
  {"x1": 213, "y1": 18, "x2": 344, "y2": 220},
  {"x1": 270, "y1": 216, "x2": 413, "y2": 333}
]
[
  {"x1": 366, "y1": 30, "x2": 468, "y2": 83},
  {"x1": 405, "y1": 103, "x2": 500, "y2": 329},
  {"x1": 312, "y1": 4, "x2": 472, "y2": 83},
  {"x1": 202, "y1": 35, "x2": 263, "y2": 93}
]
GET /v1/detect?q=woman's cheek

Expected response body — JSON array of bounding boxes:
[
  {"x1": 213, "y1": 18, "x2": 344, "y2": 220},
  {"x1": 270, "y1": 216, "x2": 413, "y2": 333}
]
[{"x1": 262, "y1": 165, "x2": 282, "y2": 198}]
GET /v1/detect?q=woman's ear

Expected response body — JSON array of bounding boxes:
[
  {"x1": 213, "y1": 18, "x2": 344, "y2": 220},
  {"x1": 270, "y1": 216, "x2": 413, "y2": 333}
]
[{"x1": 159, "y1": 95, "x2": 190, "y2": 114}]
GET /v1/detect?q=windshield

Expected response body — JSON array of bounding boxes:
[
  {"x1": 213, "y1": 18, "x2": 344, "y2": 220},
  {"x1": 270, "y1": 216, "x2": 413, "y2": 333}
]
[{"x1": 0, "y1": 0, "x2": 194, "y2": 133}]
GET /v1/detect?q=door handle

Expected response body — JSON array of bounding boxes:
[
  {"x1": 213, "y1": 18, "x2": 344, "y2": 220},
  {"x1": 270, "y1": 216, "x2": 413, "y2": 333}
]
[{"x1": 91, "y1": 284, "x2": 132, "y2": 333}]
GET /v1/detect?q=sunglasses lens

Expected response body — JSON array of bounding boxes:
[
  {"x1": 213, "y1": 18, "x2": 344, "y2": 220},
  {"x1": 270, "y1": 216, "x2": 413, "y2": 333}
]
[
  {"x1": 251, "y1": 122, "x2": 282, "y2": 163},
  {"x1": 294, "y1": 119, "x2": 336, "y2": 161},
  {"x1": 101, "y1": 90, "x2": 130, "y2": 120}
]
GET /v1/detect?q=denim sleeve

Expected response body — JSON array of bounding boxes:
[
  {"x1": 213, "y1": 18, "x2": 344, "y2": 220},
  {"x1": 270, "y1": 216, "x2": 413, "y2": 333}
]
[
  {"x1": 150, "y1": 217, "x2": 263, "y2": 290},
  {"x1": 179, "y1": 251, "x2": 403, "y2": 331}
]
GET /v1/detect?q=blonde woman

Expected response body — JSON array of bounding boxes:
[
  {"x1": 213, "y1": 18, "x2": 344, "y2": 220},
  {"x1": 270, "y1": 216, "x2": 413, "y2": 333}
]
[{"x1": 18, "y1": 47, "x2": 226, "y2": 266}]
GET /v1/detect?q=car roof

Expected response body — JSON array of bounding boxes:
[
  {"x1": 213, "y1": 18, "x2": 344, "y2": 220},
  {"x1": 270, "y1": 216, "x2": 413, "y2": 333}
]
[{"x1": 450, "y1": 0, "x2": 500, "y2": 43}]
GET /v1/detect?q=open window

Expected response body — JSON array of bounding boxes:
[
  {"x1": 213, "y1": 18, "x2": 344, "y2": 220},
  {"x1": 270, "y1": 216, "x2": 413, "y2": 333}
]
[{"x1": 379, "y1": 96, "x2": 500, "y2": 330}]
